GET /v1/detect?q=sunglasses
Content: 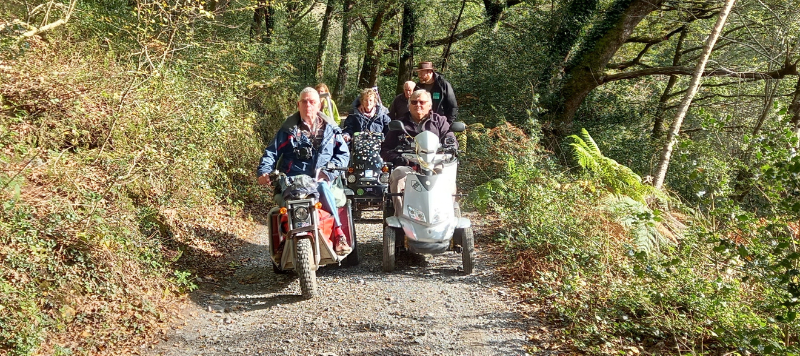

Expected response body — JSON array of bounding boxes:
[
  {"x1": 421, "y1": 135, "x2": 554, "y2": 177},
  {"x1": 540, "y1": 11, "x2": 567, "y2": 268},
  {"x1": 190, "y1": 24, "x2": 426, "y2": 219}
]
[{"x1": 410, "y1": 100, "x2": 429, "y2": 105}]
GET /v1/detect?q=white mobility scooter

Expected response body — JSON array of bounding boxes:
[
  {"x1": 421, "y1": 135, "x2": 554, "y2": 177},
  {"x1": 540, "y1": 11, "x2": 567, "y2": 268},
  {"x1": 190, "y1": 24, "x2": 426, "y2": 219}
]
[{"x1": 382, "y1": 121, "x2": 474, "y2": 274}]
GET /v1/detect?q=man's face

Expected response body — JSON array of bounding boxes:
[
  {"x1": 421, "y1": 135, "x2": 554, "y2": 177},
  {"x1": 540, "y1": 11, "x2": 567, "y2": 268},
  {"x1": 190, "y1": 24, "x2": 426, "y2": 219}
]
[
  {"x1": 409, "y1": 95, "x2": 431, "y2": 122},
  {"x1": 298, "y1": 92, "x2": 320, "y2": 122},
  {"x1": 403, "y1": 84, "x2": 415, "y2": 99},
  {"x1": 417, "y1": 70, "x2": 433, "y2": 84}
]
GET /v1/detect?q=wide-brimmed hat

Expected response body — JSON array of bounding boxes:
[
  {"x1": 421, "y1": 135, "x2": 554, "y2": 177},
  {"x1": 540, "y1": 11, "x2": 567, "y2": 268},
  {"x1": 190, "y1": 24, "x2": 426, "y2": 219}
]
[{"x1": 414, "y1": 61, "x2": 435, "y2": 72}]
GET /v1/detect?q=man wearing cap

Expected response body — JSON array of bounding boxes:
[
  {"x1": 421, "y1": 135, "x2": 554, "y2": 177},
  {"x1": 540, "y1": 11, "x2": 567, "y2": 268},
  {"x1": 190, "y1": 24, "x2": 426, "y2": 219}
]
[{"x1": 414, "y1": 61, "x2": 458, "y2": 123}]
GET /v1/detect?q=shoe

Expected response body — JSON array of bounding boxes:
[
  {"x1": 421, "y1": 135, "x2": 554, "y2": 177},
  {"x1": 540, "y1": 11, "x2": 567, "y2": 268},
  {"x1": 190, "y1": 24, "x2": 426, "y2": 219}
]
[{"x1": 333, "y1": 227, "x2": 351, "y2": 255}]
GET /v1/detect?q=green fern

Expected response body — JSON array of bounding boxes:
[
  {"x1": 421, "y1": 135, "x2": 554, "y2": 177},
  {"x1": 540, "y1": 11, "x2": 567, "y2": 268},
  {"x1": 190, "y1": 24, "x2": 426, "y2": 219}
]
[
  {"x1": 603, "y1": 196, "x2": 675, "y2": 254},
  {"x1": 569, "y1": 128, "x2": 656, "y2": 203}
]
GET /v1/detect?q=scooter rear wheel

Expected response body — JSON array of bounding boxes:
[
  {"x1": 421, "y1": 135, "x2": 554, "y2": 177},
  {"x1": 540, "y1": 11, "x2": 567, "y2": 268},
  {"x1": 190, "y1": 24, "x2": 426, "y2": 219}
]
[
  {"x1": 461, "y1": 227, "x2": 475, "y2": 275},
  {"x1": 382, "y1": 226, "x2": 396, "y2": 272},
  {"x1": 296, "y1": 238, "x2": 318, "y2": 299}
]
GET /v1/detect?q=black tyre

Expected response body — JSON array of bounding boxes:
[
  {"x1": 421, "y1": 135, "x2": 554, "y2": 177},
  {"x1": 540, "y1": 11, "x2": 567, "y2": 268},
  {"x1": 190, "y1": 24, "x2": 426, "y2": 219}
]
[
  {"x1": 382, "y1": 226, "x2": 395, "y2": 272},
  {"x1": 462, "y1": 227, "x2": 475, "y2": 275},
  {"x1": 296, "y1": 238, "x2": 317, "y2": 299},
  {"x1": 342, "y1": 200, "x2": 360, "y2": 266},
  {"x1": 453, "y1": 202, "x2": 463, "y2": 246},
  {"x1": 382, "y1": 203, "x2": 395, "y2": 224}
]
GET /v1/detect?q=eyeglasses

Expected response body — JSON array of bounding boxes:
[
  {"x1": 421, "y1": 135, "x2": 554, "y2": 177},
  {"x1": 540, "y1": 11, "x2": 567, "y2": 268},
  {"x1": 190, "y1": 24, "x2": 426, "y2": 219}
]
[{"x1": 410, "y1": 100, "x2": 429, "y2": 105}]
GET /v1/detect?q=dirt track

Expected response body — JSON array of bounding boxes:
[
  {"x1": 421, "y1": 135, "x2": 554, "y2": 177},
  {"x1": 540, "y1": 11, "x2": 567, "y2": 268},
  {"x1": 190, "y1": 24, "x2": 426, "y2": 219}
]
[{"x1": 144, "y1": 211, "x2": 534, "y2": 356}]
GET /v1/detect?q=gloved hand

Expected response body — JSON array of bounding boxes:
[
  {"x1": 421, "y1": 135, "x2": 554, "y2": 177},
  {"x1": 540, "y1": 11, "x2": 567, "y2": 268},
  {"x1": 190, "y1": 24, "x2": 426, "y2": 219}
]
[
  {"x1": 393, "y1": 156, "x2": 410, "y2": 167},
  {"x1": 443, "y1": 136, "x2": 457, "y2": 149}
]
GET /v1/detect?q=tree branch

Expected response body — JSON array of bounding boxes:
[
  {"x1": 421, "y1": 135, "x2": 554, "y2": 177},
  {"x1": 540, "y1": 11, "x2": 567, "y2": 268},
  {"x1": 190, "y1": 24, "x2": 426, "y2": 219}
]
[
  {"x1": 19, "y1": 0, "x2": 77, "y2": 38},
  {"x1": 385, "y1": 0, "x2": 523, "y2": 50},
  {"x1": 601, "y1": 61, "x2": 799, "y2": 84},
  {"x1": 625, "y1": 26, "x2": 685, "y2": 44}
]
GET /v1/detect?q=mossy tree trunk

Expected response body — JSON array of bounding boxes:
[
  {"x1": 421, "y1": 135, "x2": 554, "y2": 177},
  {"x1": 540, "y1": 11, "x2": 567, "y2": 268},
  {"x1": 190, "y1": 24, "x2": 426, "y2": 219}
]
[{"x1": 541, "y1": 0, "x2": 665, "y2": 150}]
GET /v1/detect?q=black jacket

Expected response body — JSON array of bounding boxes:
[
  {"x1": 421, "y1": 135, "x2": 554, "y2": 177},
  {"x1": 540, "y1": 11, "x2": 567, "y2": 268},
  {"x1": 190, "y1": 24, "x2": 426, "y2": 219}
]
[
  {"x1": 416, "y1": 72, "x2": 458, "y2": 123},
  {"x1": 380, "y1": 112, "x2": 457, "y2": 166},
  {"x1": 388, "y1": 93, "x2": 410, "y2": 121}
]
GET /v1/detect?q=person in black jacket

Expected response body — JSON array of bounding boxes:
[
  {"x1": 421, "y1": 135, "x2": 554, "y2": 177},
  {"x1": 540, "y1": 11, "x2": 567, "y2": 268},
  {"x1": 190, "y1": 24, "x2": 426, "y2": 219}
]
[
  {"x1": 381, "y1": 90, "x2": 458, "y2": 216},
  {"x1": 414, "y1": 61, "x2": 458, "y2": 123},
  {"x1": 388, "y1": 81, "x2": 415, "y2": 120}
]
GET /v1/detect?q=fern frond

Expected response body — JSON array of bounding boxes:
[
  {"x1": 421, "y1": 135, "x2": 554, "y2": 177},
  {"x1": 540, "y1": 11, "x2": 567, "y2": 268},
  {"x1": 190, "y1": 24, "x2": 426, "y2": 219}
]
[
  {"x1": 602, "y1": 196, "x2": 673, "y2": 255},
  {"x1": 580, "y1": 128, "x2": 602, "y2": 156}
]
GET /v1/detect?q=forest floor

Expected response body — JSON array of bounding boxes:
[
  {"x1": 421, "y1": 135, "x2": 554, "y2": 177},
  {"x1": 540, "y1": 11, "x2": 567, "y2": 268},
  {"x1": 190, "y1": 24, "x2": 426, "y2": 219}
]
[{"x1": 137, "y1": 211, "x2": 561, "y2": 356}]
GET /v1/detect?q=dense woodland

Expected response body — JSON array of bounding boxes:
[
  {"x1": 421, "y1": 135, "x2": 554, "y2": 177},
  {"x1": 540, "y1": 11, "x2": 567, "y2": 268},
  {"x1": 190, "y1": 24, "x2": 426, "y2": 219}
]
[{"x1": 2, "y1": 0, "x2": 800, "y2": 354}]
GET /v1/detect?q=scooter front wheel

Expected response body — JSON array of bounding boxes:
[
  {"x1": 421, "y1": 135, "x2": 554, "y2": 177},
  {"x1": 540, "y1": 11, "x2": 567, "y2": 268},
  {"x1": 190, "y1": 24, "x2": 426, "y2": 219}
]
[
  {"x1": 296, "y1": 238, "x2": 318, "y2": 299},
  {"x1": 382, "y1": 226, "x2": 396, "y2": 272}
]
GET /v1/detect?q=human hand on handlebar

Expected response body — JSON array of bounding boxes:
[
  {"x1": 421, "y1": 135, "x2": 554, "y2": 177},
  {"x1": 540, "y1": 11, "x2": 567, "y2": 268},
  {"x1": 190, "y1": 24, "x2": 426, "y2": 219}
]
[
  {"x1": 393, "y1": 156, "x2": 410, "y2": 167},
  {"x1": 257, "y1": 173, "x2": 271, "y2": 186}
]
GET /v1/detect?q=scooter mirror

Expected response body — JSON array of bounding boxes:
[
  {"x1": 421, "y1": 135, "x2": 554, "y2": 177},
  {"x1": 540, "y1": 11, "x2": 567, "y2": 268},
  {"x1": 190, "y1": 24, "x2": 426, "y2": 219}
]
[
  {"x1": 388, "y1": 120, "x2": 405, "y2": 132},
  {"x1": 450, "y1": 121, "x2": 466, "y2": 133}
]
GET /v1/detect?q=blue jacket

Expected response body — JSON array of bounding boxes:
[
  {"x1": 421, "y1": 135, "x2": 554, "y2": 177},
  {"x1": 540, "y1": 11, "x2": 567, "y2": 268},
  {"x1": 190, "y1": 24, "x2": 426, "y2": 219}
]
[
  {"x1": 342, "y1": 105, "x2": 391, "y2": 139},
  {"x1": 257, "y1": 112, "x2": 350, "y2": 181}
]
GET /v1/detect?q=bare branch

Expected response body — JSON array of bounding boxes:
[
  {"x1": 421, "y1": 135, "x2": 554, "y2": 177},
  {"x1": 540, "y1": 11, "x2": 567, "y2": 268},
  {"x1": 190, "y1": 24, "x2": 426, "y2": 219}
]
[
  {"x1": 601, "y1": 61, "x2": 799, "y2": 84},
  {"x1": 20, "y1": 0, "x2": 77, "y2": 38}
]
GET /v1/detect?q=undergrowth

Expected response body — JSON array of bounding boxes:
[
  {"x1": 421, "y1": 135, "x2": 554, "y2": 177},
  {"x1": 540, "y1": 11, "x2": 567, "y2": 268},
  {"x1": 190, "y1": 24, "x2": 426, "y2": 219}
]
[
  {"x1": 0, "y1": 24, "x2": 292, "y2": 355},
  {"x1": 463, "y1": 124, "x2": 800, "y2": 354}
]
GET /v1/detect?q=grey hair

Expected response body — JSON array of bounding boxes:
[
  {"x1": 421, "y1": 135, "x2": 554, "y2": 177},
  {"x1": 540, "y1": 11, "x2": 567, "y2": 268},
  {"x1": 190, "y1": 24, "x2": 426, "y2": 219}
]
[
  {"x1": 298, "y1": 87, "x2": 320, "y2": 101},
  {"x1": 403, "y1": 81, "x2": 416, "y2": 90},
  {"x1": 408, "y1": 89, "x2": 431, "y2": 102}
]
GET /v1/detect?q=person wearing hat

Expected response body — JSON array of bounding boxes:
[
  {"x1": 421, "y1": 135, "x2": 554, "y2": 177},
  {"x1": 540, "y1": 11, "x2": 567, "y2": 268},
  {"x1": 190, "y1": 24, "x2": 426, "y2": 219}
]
[{"x1": 414, "y1": 61, "x2": 458, "y2": 123}]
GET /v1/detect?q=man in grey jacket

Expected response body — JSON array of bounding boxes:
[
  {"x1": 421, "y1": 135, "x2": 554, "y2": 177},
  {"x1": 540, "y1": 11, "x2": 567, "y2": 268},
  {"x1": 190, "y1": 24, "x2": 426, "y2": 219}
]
[{"x1": 414, "y1": 61, "x2": 458, "y2": 123}]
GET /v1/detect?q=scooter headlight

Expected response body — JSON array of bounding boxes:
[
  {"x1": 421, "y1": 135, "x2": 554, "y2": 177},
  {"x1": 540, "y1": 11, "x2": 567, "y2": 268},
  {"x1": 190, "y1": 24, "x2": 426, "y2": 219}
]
[
  {"x1": 407, "y1": 205, "x2": 427, "y2": 223},
  {"x1": 379, "y1": 173, "x2": 389, "y2": 184},
  {"x1": 293, "y1": 207, "x2": 310, "y2": 222},
  {"x1": 347, "y1": 174, "x2": 357, "y2": 183}
]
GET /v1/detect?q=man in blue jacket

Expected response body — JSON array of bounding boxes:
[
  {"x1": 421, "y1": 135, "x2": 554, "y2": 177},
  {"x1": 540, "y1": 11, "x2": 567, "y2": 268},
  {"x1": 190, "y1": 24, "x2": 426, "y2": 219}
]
[
  {"x1": 414, "y1": 61, "x2": 458, "y2": 123},
  {"x1": 257, "y1": 87, "x2": 351, "y2": 254}
]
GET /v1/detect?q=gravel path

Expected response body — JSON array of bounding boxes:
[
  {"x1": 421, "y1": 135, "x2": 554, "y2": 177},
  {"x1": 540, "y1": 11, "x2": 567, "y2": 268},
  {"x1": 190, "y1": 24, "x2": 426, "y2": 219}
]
[{"x1": 144, "y1": 211, "x2": 534, "y2": 356}]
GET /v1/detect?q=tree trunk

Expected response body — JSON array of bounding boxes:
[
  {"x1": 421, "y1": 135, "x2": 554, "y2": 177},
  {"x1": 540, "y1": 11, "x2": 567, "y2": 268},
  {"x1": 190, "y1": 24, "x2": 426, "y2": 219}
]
[
  {"x1": 537, "y1": 0, "x2": 599, "y2": 91},
  {"x1": 653, "y1": 0, "x2": 737, "y2": 189},
  {"x1": 731, "y1": 79, "x2": 777, "y2": 202},
  {"x1": 652, "y1": 27, "x2": 687, "y2": 139},
  {"x1": 396, "y1": 0, "x2": 417, "y2": 95},
  {"x1": 315, "y1": 0, "x2": 336, "y2": 80},
  {"x1": 250, "y1": 0, "x2": 275, "y2": 44},
  {"x1": 334, "y1": 0, "x2": 355, "y2": 103},
  {"x1": 542, "y1": 0, "x2": 665, "y2": 150},
  {"x1": 441, "y1": 0, "x2": 467, "y2": 73},
  {"x1": 358, "y1": 6, "x2": 389, "y2": 89},
  {"x1": 790, "y1": 76, "x2": 800, "y2": 148}
]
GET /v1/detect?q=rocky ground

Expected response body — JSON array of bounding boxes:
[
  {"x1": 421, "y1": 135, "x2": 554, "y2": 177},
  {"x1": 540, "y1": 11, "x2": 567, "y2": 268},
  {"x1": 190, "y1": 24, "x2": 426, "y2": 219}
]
[{"x1": 143, "y1": 211, "x2": 538, "y2": 356}]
